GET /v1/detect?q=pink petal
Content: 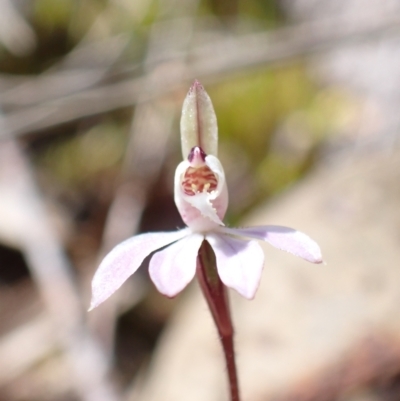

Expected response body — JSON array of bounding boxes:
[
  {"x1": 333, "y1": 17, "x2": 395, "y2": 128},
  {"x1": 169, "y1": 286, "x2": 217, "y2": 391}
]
[
  {"x1": 149, "y1": 233, "x2": 204, "y2": 297},
  {"x1": 90, "y1": 229, "x2": 189, "y2": 310},
  {"x1": 220, "y1": 225, "x2": 322, "y2": 264},
  {"x1": 206, "y1": 233, "x2": 264, "y2": 299}
]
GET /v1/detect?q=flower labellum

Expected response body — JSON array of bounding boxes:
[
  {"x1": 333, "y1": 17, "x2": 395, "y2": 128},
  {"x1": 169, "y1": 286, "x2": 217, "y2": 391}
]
[{"x1": 89, "y1": 80, "x2": 323, "y2": 310}]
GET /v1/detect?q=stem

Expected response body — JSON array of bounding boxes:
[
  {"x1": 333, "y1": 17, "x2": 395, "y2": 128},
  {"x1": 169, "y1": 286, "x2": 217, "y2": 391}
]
[{"x1": 196, "y1": 241, "x2": 240, "y2": 401}]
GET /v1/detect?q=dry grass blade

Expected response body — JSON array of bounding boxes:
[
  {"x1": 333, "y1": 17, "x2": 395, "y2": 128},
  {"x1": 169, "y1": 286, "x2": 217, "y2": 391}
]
[
  {"x1": 0, "y1": 35, "x2": 130, "y2": 107},
  {"x1": 0, "y1": 315, "x2": 55, "y2": 384},
  {"x1": 1, "y1": 12, "x2": 400, "y2": 138},
  {"x1": 0, "y1": 0, "x2": 36, "y2": 56},
  {"x1": 0, "y1": 112, "x2": 121, "y2": 401}
]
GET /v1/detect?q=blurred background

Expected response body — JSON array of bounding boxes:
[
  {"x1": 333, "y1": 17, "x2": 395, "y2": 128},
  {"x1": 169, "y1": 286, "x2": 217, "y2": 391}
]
[{"x1": 0, "y1": 0, "x2": 400, "y2": 400}]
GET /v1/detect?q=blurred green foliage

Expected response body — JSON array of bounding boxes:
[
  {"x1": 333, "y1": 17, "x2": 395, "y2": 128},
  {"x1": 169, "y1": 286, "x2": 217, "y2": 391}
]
[
  {"x1": 36, "y1": 122, "x2": 127, "y2": 189},
  {"x1": 211, "y1": 66, "x2": 315, "y2": 159},
  {"x1": 208, "y1": 67, "x2": 345, "y2": 222}
]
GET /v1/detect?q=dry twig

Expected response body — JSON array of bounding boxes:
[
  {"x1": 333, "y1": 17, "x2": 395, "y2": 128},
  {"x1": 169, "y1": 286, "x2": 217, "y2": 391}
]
[
  {"x1": 1, "y1": 12, "x2": 400, "y2": 138},
  {"x1": 0, "y1": 112, "x2": 120, "y2": 401}
]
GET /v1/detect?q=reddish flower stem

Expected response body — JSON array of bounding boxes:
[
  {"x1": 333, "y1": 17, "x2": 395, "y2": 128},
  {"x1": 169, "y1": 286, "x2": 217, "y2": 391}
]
[{"x1": 196, "y1": 241, "x2": 240, "y2": 401}]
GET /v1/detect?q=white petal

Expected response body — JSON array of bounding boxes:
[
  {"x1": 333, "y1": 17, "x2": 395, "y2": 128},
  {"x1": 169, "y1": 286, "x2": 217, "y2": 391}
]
[
  {"x1": 184, "y1": 192, "x2": 224, "y2": 226},
  {"x1": 90, "y1": 229, "x2": 189, "y2": 309},
  {"x1": 180, "y1": 80, "x2": 218, "y2": 158},
  {"x1": 220, "y1": 225, "x2": 323, "y2": 264},
  {"x1": 206, "y1": 233, "x2": 264, "y2": 299},
  {"x1": 149, "y1": 234, "x2": 204, "y2": 297}
]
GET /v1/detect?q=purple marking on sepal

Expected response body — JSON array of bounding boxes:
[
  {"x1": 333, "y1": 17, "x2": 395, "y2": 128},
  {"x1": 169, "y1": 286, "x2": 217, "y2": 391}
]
[
  {"x1": 189, "y1": 79, "x2": 203, "y2": 93},
  {"x1": 188, "y1": 146, "x2": 207, "y2": 162}
]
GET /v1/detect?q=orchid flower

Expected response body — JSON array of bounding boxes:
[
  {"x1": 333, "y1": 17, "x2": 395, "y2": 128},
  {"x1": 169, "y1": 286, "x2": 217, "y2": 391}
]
[{"x1": 89, "y1": 81, "x2": 322, "y2": 311}]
